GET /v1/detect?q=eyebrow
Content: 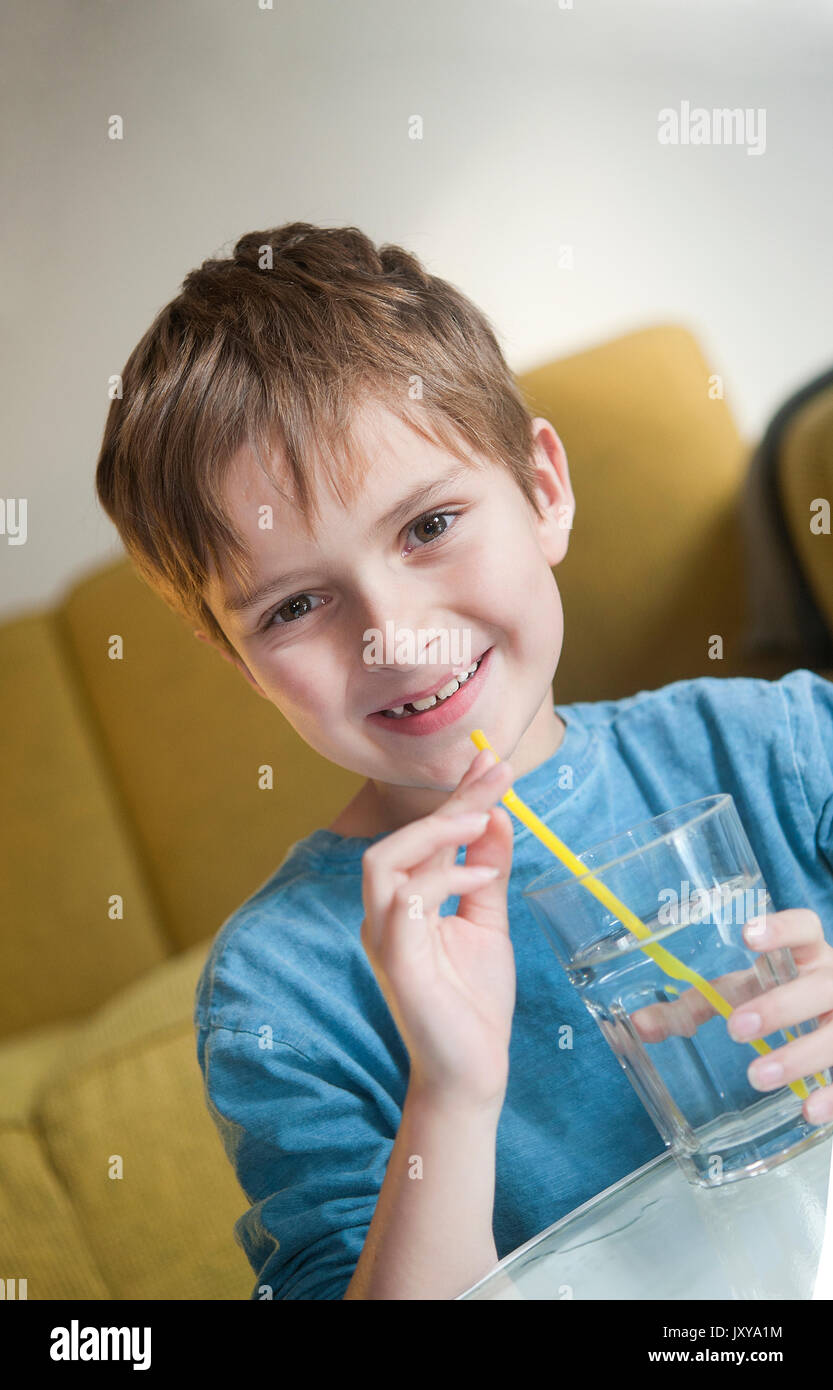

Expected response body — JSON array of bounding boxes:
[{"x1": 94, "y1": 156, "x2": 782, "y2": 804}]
[{"x1": 221, "y1": 461, "x2": 477, "y2": 615}]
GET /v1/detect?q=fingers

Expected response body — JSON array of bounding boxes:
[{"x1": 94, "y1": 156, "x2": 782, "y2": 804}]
[
  {"x1": 737, "y1": 908, "x2": 833, "y2": 1115},
  {"x1": 362, "y1": 810, "x2": 487, "y2": 920},
  {"x1": 363, "y1": 756, "x2": 513, "y2": 881},
  {"x1": 362, "y1": 762, "x2": 511, "y2": 935},
  {"x1": 401, "y1": 787, "x2": 515, "y2": 937},
  {"x1": 628, "y1": 907, "x2": 833, "y2": 1124},
  {"x1": 728, "y1": 967, "x2": 833, "y2": 1044},
  {"x1": 360, "y1": 744, "x2": 514, "y2": 962},
  {"x1": 381, "y1": 863, "x2": 502, "y2": 964},
  {"x1": 432, "y1": 751, "x2": 513, "y2": 872},
  {"x1": 456, "y1": 745, "x2": 500, "y2": 791},
  {"x1": 743, "y1": 908, "x2": 829, "y2": 970},
  {"x1": 423, "y1": 747, "x2": 504, "y2": 877},
  {"x1": 457, "y1": 803, "x2": 515, "y2": 930},
  {"x1": 804, "y1": 1085, "x2": 833, "y2": 1125},
  {"x1": 631, "y1": 989, "x2": 712, "y2": 1042},
  {"x1": 443, "y1": 750, "x2": 512, "y2": 816},
  {"x1": 743, "y1": 1018, "x2": 833, "y2": 1098},
  {"x1": 632, "y1": 914, "x2": 833, "y2": 1046},
  {"x1": 630, "y1": 967, "x2": 758, "y2": 1042}
]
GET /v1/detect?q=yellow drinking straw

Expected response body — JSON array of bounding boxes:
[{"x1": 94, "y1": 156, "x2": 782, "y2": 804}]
[{"x1": 469, "y1": 729, "x2": 825, "y2": 1102}]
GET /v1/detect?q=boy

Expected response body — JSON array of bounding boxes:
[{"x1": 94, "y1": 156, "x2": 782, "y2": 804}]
[{"x1": 95, "y1": 222, "x2": 833, "y2": 1300}]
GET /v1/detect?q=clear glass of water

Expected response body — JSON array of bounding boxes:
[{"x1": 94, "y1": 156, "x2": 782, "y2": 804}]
[{"x1": 522, "y1": 794, "x2": 833, "y2": 1186}]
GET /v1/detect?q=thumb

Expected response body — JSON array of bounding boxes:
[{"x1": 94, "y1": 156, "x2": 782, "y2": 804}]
[{"x1": 457, "y1": 805, "x2": 514, "y2": 929}]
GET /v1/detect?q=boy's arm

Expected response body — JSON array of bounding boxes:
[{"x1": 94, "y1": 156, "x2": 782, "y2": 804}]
[
  {"x1": 195, "y1": 752, "x2": 515, "y2": 1301},
  {"x1": 343, "y1": 1082, "x2": 502, "y2": 1300},
  {"x1": 346, "y1": 752, "x2": 516, "y2": 1300}
]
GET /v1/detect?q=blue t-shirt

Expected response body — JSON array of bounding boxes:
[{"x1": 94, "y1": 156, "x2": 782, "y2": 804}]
[{"x1": 194, "y1": 669, "x2": 833, "y2": 1300}]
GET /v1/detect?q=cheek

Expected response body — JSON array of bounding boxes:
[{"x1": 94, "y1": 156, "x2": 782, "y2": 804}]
[
  {"x1": 460, "y1": 537, "x2": 527, "y2": 606},
  {"x1": 482, "y1": 539, "x2": 562, "y2": 623},
  {"x1": 255, "y1": 657, "x2": 341, "y2": 717},
  {"x1": 480, "y1": 512, "x2": 551, "y2": 584},
  {"x1": 511, "y1": 569, "x2": 564, "y2": 667}
]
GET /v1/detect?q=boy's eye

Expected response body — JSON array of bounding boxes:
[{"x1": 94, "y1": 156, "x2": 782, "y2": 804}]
[
  {"x1": 263, "y1": 593, "x2": 326, "y2": 628},
  {"x1": 405, "y1": 510, "x2": 460, "y2": 550},
  {"x1": 260, "y1": 510, "x2": 460, "y2": 630}
]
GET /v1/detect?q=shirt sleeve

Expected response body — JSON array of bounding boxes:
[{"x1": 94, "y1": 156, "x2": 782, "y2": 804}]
[
  {"x1": 196, "y1": 1020, "x2": 398, "y2": 1301},
  {"x1": 778, "y1": 668, "x2": 833, "y2": 874}
]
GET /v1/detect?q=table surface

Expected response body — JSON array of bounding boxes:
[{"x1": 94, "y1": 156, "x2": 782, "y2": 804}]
[{"x1": 458, "y1": 1132, "x2": 833, "y2": 1300}]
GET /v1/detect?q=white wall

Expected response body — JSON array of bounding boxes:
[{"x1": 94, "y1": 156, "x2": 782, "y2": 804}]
[{"x1": 3, "y1": 0, "x2": 832, "y2": 618}]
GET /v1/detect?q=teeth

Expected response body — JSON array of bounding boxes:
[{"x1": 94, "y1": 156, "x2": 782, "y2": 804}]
[
  {"x1": 411, "y1": 694, "x2": 439, "y2": 711},
  {"x1": 437, "y1": 678, "x2": 462, "y2": 700},
  {"x1": 380, "y1": 657, "x2": 482, "y2": 717}
]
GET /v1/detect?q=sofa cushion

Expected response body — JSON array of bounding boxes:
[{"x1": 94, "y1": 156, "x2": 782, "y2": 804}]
[
  {"x1": 518, "y1": 323, "x2": 750, "y2": 702},
  {"x1": 0, "y1": 1018, "x2": 111, "y2": 1297},
  {"x1": 0, "y1": 1019, "x2": 77, "y2": 1126},
  {"x1": 35, "y1": 940, "x2": 254, "y2": 1299},
  {"x1": 0, "y1": 612, "x2": 171, "y2": 1039},
  {"x1": 0, "y1": 1128, "x2": 112, "y2": 1300}
]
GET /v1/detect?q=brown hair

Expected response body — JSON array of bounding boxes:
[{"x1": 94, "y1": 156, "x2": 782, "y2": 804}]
[{"x1": 95, "y1": 222, "x2": 541, "y2": 657}]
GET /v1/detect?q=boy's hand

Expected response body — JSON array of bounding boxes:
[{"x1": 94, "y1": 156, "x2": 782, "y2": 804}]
[
  {"x1": 360, "y1": 747, "x2": 516, "y2": 1111},
  {"x1": 629, "y1": 908, "x2": 833, "y2": 1124}
]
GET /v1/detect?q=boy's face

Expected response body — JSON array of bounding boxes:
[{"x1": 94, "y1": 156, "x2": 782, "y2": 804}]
[{"x1": 203, "y1": 397, "x2": 574, "y2": 817}]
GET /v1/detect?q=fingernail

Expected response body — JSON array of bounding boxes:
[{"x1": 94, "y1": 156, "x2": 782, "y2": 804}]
[
  {"x1": 744, "y1": 916, "x2": 769, "y2": 941},
  {"x1": 750, "y1": 1060, "x2": 783, "y2": 1088},
  {"x1": 485, "y1": 757, "x2": 511, "y2": 777},
  {"x1": 468, "y1": 865, "x2": 500, "y2": 879},
  {"x1": 806, "y1": 1089, "x2": 830, "y2": 1123},
  {"x1": 729, "y1": 1010, "x2": 761, "y2": 1041},
  {"x1": 448, "y1": 811, "x2": 490, "y2": 829}
]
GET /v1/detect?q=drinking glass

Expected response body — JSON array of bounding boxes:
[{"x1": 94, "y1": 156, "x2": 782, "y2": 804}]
[{"x1": 522, "y1": 794, "x2": 833, "y2": 1185}]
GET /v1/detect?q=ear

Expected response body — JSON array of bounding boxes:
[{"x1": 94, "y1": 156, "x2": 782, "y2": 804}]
[
  {"x1": 527, "y1": 419, "x2": 575, "y2": 568},
  {"x1": 193, "y1": 629, "x2": 270, "y2": 699}
]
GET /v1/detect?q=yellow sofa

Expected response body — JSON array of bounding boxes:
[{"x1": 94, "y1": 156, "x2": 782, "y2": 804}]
[{"x1": 2, "y1": 324, "x2": 831, "y2": 1299}]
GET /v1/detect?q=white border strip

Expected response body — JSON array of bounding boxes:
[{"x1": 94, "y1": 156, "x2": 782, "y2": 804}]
[{"x1": 812, "y1": 1136, "x2": 833, "y2": 1298}]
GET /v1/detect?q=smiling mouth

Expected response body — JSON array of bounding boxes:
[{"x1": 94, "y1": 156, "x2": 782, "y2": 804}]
[{"x1": 376, "y1": 654, "x2": 485, "y2": 718}]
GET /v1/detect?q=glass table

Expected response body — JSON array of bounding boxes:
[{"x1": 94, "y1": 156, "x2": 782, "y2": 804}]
[{"x1": 458, "y1": 1133, "x2": 833, "y2": 1300}]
